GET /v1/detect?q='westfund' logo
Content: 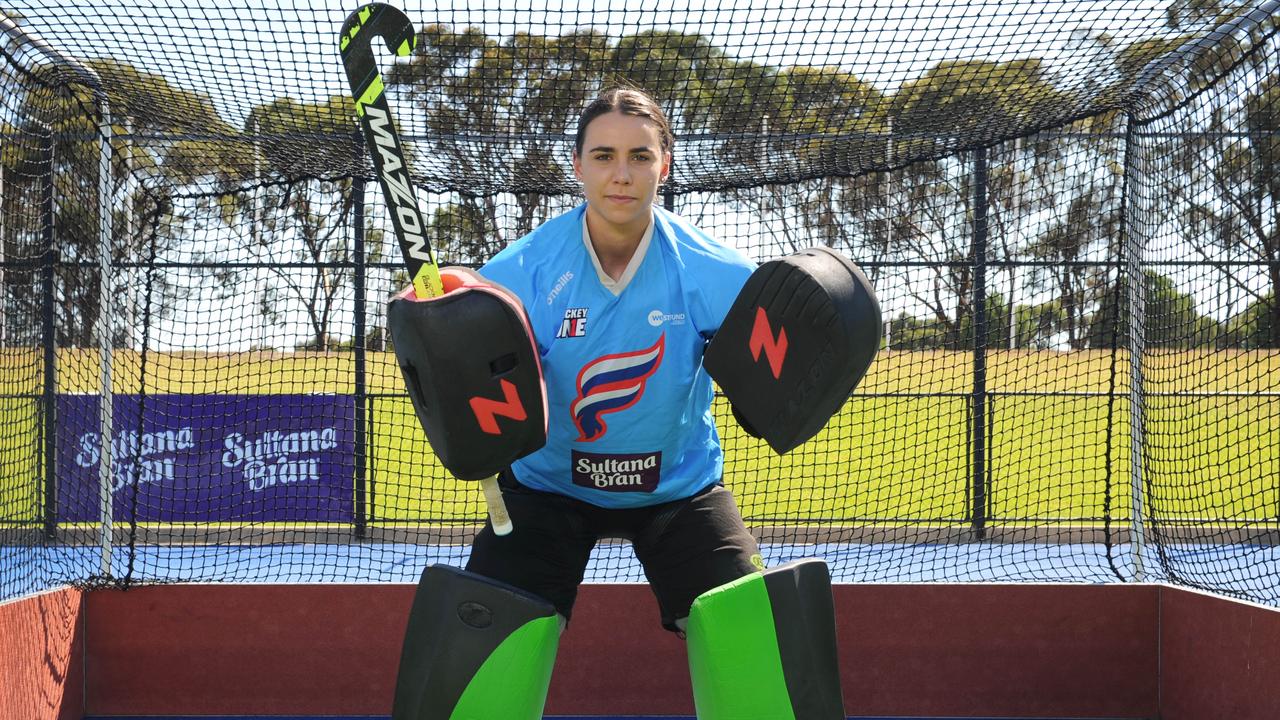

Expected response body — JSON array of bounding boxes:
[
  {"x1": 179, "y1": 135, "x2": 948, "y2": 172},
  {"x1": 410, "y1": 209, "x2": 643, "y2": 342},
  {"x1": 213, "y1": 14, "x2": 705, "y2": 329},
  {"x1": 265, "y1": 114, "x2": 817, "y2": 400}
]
[
  {"x1": 572, "y1": 450, "x2": 661, "y2": 492},
  {"x1": 571, "y1": 334, "x2": 664, "y2": 441}
]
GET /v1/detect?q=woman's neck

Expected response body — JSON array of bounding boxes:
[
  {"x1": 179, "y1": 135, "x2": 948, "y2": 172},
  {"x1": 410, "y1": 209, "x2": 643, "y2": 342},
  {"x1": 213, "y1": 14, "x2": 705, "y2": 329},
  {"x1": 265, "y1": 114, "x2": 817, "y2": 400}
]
[{"x1": 585, "y1": 206, "x2": 649, "y2": 280}]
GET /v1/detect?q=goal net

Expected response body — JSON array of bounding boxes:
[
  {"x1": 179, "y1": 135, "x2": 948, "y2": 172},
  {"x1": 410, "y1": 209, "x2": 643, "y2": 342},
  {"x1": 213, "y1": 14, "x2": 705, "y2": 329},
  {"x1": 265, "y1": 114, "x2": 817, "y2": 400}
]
[{"x1": 0, "y1": 0, "x2": 1277, "y2": 605}]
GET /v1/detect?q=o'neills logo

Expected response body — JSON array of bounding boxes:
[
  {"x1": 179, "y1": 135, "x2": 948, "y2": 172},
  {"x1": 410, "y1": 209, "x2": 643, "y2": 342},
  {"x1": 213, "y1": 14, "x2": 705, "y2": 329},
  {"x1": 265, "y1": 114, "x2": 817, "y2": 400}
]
[
  {"x1": 571, "y1": 450, "x2": 661, "y2": 493},
  {"x1": 221, "y1": 428, "x2": 337, "y2": 492},
  {"x1": 547, "y1": 271, "x2": 574, "y2": 305}
]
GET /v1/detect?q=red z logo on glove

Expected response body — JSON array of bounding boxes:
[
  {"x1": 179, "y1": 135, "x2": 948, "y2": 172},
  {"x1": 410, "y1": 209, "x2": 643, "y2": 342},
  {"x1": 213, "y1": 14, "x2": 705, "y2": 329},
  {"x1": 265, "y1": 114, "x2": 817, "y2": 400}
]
[
  {"x1": 469, "y1": 379, "x2": 527, "y2": 435},
  {"x1": 749, "y1": 306, "x2": 788, "y2": 379},
  {"x1": 572, "y1": 335, "x2": 665, "y2": 442}
]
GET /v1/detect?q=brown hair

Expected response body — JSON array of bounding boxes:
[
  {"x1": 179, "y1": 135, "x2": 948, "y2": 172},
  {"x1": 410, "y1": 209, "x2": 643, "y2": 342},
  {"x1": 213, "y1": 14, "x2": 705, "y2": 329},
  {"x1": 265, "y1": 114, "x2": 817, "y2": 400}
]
[{"x1": 573, "y1": 86, "x2": 675, "y2": 157}]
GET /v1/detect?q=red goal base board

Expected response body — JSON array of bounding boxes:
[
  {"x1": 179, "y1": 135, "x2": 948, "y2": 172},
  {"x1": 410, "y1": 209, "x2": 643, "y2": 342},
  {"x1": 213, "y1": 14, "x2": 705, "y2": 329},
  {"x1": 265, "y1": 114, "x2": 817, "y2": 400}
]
[{"x1": 3, "y1": 581, "x2": 1278, "y2": 719}]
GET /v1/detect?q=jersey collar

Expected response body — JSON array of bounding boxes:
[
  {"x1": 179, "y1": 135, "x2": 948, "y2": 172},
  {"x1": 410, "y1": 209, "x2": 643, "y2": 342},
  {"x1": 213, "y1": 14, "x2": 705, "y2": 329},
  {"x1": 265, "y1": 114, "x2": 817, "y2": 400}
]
[{"x1": 580, "y1": 207, "x2": 654, "y2": 296}]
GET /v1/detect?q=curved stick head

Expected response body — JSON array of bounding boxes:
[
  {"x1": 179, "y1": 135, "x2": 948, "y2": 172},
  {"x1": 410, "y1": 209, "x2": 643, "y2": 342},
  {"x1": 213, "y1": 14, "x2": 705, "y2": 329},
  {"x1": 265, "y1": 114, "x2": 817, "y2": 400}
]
[{"x1": 338, "y1": 3, "x2": 416, "y2": 97}]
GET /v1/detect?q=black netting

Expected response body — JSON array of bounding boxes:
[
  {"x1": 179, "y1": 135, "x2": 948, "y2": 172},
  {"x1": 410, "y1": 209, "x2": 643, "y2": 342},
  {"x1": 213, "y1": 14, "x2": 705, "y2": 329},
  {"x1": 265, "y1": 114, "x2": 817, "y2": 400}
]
[{"x1": 1, "y1": 0, "x2": 1277, "y2": 605}]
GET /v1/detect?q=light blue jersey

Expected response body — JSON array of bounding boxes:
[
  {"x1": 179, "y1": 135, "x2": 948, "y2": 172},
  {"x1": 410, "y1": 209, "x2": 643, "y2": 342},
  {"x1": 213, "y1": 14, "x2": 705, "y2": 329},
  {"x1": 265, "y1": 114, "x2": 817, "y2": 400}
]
[{"x1": 479, "y1": 204, "x2": 754, "y2": 508}]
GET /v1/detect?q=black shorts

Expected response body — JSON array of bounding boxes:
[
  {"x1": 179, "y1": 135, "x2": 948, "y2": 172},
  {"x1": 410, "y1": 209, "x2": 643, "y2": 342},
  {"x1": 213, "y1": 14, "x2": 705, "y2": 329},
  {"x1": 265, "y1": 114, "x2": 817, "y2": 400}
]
[{"x1": 465, "y1": 471, "x2": 762, "y2": 632}]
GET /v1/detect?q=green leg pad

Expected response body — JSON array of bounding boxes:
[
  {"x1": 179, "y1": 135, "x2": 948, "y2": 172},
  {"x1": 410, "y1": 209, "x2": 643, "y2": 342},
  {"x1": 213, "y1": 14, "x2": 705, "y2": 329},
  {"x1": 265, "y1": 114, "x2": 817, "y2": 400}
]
[
  {"x1": 686, "y1": 558, "x2": 844, "y2": 720},
  {"x1": 392, "y1": 564, "x2": 560, "y2": 720}
]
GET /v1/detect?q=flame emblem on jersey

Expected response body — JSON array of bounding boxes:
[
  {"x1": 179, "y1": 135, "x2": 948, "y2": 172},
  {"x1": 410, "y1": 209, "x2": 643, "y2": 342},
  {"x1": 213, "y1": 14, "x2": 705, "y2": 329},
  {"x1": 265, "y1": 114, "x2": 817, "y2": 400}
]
[{"x1": 571, "y1": 334, "x2": 665, "y2": 441}]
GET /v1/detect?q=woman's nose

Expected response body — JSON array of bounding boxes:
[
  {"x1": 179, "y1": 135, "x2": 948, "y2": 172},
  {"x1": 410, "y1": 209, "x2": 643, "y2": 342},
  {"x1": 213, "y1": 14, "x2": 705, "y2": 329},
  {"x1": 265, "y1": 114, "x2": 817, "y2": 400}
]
[{"x1": 612, "y1": 160, "x2": 631, "y2": 184}]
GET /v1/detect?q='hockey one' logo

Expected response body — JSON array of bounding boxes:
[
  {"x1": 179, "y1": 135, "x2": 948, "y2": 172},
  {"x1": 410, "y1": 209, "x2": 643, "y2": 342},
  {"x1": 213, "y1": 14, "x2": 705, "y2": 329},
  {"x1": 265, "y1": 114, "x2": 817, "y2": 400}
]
[
  {"x1": 557, "y1": 307, "x2": 589, "y2": 338},
  {"x1": 571, "y1": 335, "x2": 665, "y2": 441}
]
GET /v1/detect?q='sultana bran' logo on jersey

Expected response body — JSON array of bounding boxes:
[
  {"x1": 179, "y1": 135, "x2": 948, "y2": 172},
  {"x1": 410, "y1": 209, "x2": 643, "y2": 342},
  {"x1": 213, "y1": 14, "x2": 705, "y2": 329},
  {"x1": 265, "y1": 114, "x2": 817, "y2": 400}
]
[{"x1": 571, "y1": 334, "x2": 665, "y2": 442}]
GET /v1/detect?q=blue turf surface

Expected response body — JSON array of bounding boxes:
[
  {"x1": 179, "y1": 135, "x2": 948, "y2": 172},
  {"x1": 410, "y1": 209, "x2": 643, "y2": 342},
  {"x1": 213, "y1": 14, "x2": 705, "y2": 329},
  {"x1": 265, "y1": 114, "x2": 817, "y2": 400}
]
[
  {"x1": 11, "y1": 538, "x2": 1280, "y2": 605},
  {"x1": 4, "y1": 539, "x2": 1156, "y2": 599}
]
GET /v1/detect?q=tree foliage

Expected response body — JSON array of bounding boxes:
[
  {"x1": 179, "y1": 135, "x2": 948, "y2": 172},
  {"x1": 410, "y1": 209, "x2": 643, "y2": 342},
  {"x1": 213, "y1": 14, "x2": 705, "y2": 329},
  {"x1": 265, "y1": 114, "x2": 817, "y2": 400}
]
[
  {"x1": 1088, "y1": 270, "x2": 1217, "y2": 349},
  {"x1": 1, "y1": 54, "x2": 231, "y2": 347}
]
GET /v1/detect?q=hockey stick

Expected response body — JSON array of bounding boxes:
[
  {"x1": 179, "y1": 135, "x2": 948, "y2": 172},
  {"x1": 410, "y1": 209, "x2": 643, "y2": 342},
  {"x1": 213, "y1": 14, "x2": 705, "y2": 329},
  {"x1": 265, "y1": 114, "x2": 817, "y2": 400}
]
[{"x1": 339, "y1": 3, "x2": 512, "y2": 536}]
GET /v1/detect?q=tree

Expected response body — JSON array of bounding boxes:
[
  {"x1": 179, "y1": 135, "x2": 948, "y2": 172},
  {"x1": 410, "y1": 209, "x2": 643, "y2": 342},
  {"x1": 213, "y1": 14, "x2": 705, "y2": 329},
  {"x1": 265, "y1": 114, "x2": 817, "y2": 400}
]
[
  {"x1": 424, "y1": 200, "x2": 498, "y2": 265},
  {"x1": 1087, "y1": 270, "x2": 1216, "y2": 348},
  {"x1": 610, "y1": 29, "x2": 724, "y2": 135},
  {"x1": 387, "y1": 24, "x2": 901, "y2": 270},
  {"x1": 1, "y1": 52, "x2": 236, "y2": 348},
  {"x1": 1007, "y1": 90, "x2": 1123, "y2": 351},
  {"x1": 970, "y1": 291, "x2": 1014, "y2": 350},
  {"x1": 386, "y1": 25, "x2": 593, "y2": 257},
  {"x1": 1025, "y1": 169, "x2": 1122, "y2": 350},
  {"x1": 890, "y1": 58, "x2": 1067, "y2": 151},
  {"x1": 1014, "y1": 300, "x2": 1067, "y2": 349},
  {"x1": 208, "y1": 95, "x2": 368, "y2": 351},
  {"x1": 882, "y1": 59, "x2": 1077, "y2": 348},
  {"x1": 1223, "y1": 293, "x2": 1277, "y2": 348},
  {"x1": 720, "y1": 64, "x2": 888, "y2": 265},
  {"x1": 1166, "y1": 78, "x2": 1280, "y2": 351},
  {"x1": 1142, "y1": 1, "x2": 1280, "y2": 351},
  {"x1": 886, "y1": 312, "x2": 948, "y2": 351}
]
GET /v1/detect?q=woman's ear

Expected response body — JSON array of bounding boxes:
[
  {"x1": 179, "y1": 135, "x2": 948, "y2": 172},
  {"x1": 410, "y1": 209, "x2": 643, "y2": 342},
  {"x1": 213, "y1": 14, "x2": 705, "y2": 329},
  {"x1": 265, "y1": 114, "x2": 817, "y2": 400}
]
[
  {"x1": 571, "y1": 150, "x2": 583, "y2": 182},
  {"x1": 660, "y1": 150, "x2": 672, "y2": 184}
]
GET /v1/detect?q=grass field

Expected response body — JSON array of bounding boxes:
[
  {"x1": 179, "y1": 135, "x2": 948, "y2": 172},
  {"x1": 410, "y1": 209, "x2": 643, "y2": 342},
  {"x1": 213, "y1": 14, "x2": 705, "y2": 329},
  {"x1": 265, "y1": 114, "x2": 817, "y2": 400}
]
[
  {"x1": 0, "y1": 397, "x2": 40, "y2": 524},
  {"x1": 1, "y1": 348, "x2": 1277, "y2": 525}
]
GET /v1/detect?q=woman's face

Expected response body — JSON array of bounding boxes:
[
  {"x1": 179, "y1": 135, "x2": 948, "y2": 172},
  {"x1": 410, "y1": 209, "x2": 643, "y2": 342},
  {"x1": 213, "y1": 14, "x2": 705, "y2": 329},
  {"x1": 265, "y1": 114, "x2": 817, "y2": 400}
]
[{"x1": 572, "y1": 110, "x2": 671, "y2": 237}]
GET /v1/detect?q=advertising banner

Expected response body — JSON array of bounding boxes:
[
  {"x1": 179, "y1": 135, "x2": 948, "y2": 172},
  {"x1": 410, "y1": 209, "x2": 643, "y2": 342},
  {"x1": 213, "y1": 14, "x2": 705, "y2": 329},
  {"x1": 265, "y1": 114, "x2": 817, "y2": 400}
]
[{"x1": 56, "y1": 394, "x2": 355, "y2": 522}]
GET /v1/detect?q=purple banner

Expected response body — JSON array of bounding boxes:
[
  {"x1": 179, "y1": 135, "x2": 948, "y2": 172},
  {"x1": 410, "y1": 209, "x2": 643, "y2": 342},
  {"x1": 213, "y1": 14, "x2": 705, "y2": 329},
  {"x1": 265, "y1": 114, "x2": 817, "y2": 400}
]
[{"x1": 56, "y1": 394, "x2": 355, "y2": 522}]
